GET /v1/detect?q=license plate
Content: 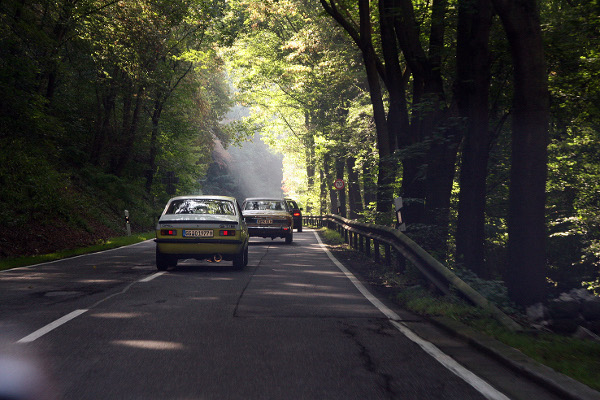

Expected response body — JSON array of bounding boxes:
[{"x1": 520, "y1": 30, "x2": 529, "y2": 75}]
[
  {"x1": 258, "y1": 219, "x2": 273, "y2": 224},
  {"x1": 183, "y1": 229, "x2": 213, "y2": 237}
]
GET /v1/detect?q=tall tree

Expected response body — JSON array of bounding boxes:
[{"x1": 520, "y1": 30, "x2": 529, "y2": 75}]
[
  {"x1": 455, "y1": 0, "x2": 494, "y2": 277},
  {"x1": 320, "y1": 0, "x2": 395, "y2": 221},
  {"x1": 492, "y1": 0, "x2": 550, "y2": 306}
]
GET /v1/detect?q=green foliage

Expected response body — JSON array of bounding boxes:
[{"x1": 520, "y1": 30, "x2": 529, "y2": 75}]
[
  {"x1": 0, "y1": 0, "x2": 242, "y2": 258},
  {"x1": 225, "y1": 0, "x2": 372, "y2": 214},
  {"x1": 396, "y1": 285, "x2": 490, "y2": 322},
  {"x1": 0, "y1": 139, "x2": 70, "y2": 227},
  {"x1": 542, "y1": 1, "x2": 600, "y2": 296},
  {"x1": 452, "y1": 268, "x2": 519, "y2": 313}
]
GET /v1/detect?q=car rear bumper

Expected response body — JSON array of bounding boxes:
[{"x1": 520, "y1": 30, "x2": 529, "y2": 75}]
[
  {"x1": 247, "y1": 226, "x2": 291, "y2": 238},
  {"x1": 155, "y1": 239, "x2": 245, "y2": 256}
]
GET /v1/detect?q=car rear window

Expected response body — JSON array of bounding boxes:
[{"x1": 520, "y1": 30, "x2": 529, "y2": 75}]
[
  {"x1": 166, "y1": 199, "x2": 235, "y2": 215},
  {"x1": 244, "y1": 200, "x2": 286, "y2": 211}
]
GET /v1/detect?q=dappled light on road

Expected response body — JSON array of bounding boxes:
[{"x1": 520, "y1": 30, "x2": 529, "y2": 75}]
[
  {"x1": 111, "y1": 340, "x2": 185, "y2": 351},
  {"x1": 89, "y1": 312, "x2": 146, "y2": 319}
]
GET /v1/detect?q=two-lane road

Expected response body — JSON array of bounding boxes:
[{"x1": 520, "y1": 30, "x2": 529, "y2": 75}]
[{"x1": 0, "y1": 229, "x2": 564, "y2": 399}]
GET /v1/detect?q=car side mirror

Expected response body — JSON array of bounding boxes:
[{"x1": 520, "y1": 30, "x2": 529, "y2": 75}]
[{"x1": 300, "y1": 208, "x2": 303, "y2": 211}]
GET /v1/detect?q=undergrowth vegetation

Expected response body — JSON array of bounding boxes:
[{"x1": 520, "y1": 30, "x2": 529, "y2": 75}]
[{"x1": 0, "y1": 150, "x2": 161, "y2": 258}]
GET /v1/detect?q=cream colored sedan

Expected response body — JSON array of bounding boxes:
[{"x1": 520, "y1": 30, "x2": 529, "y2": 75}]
[
  {"x1": 242, "y1": 198, "x2": 293, "y2": 244},
  {"x1": 155, "y1": 196, "x2": 249, "y2": 270}
]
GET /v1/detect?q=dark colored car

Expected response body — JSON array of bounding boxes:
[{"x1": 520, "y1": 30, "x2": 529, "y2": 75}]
[{"x1": 285, "y1": 198, "x2": 302, "y2": 232}]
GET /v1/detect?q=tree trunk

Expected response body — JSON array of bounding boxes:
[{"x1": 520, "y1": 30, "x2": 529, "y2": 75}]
[
  {"x1": 347, "y1": 157, "x2": 363, "y2": 219},
  {"x1": 335, "y1": 157, "x2": 347, "y2": 217},
  {"x1": 146, "y1": 98, "x2": 163, "y2": 193},
  {"x1": 358, "y1": 0, "x2": 394, "y2": 221},
  {"x1": 362, "y1": 160, "x2": 377, "y2": 209},
  {"x1": 319, "y1": 167, "x2": 327, "y2": 215},
  {"x1": 379, "y1": 0, "x2": 410, "y2": 152},
  {"x1": 90, "y1": 80, "x2": 117, "y2": 166},
  {"x1": 113, "y1": 85, "x2": 144, "y2": 176},
  {"x1": 323, "y1": 153, "x2": 337, "y2": 214},
  {"x1": 423, "y1": 117, "x2": 461, "y2": 258},
  {"x1": 455, "y1": 0, "x2": 493, "y2": 277},
  {"x1": 493, "y1": 0, "x2": 549, "y2": 307},
  {"x1": 305, "y1": 114, "x2": 316, "y2": 212}
]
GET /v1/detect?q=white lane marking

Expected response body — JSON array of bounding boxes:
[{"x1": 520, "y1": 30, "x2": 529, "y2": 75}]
[
  {"x1": 16, "y1": 273, "x2": 165, "y2": 344},
  {"x1": 139, "y1": 272, "x2": 165, "y2": 282},
  {"x1": 312, "y1": 230, "x2": 510, "y2": 400},
  {"x1": 17, "y1": 309, "x2": 88, "y2": 343}
]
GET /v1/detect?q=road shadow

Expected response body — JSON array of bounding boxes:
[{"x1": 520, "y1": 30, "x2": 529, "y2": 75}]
[{"x1": 167, "y1": 261, "x2": 243, "y2": 273}]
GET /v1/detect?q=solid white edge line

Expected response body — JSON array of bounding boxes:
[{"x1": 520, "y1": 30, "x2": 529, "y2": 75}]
[
  {"x1": 312, "y1": 230, "x2": 510, "y2": 400},
  {"x1": 4, "y1": 239, "x2": 154, "y2": 271},
  {"x1": 17, "y1": 309, "x2": 88, "y2": 344}
]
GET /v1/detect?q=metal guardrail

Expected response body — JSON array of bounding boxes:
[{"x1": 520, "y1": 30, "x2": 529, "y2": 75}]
[{"x1": 303, "y1": 214, "x2": 522, "y2": 332}]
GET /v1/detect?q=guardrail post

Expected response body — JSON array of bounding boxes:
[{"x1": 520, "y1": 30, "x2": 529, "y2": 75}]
[
  {"x1": 396, "y1": 251, "x2": 406, "y2": 272},
  {"x1": 374, "y1": 240, "x2": 380, "y2": 263},
  {"x1": 358, "y1": 233, "x2": 364, "y2": 252},
  {"x1": 385, "y1": 244, "x2": 391, "y2": 265},
  {"x1": 365, "y1": 237, "x2": 370, "y2": 257}
]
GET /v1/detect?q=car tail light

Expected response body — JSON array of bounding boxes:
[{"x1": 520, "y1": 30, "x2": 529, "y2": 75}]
[
  {"x1": 293, "y1": 212, "x2": 300, "y2": 217},
  {"x1": 219, "y1": 230, "x2": 236, "y2": 236},
  {"x1": 161, "y1": 229, "x2": 177, "y2": 236}
]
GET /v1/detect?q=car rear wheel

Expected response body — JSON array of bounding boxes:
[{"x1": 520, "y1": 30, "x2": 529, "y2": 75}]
[
  {"x1": 297, "y1": 224, "x2": 302, "y2": 232},
  {"x1": 285, "y1": 231, "x2": 293, "y2": 244},
  {"x1": 156, "y1": 249, "x2": 176, "y2": 271},
  {"x1": 233, "y1": 245, "x2": 248, "y2": 269}
]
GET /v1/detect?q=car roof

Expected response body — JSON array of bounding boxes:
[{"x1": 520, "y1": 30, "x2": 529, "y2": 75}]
[
  {"x1": 243, "y1": 197, "x2": 285, "y2": 202},
  {"x1": 168, "y1": 195, "x2": 238, "y2": 202}
]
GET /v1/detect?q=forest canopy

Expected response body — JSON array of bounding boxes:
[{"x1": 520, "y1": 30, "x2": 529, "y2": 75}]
[{"x1": 0, "y1": 0, "x2": 599, "y2": 308}]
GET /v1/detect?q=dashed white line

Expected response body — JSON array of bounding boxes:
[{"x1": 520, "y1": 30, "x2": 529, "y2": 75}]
[
  {"x1": 17, "y1": 309, "x2": 88, "y2": 344},
  {"x1": 312, "y1": 230, "x2": 510, "y2": 400},
  {"x1": 139, "y1": 272, "x2": 165, "y2": 282},
  {"x1": 16, "y1": 272, "x2": 164, "y2": 344}
]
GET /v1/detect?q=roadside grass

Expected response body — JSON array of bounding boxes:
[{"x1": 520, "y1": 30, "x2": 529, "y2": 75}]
[
  {"x1": 320, "y1": 227, "x2": 346, "y2": 245},
  {"x1": 315, "y1": 226, "x2": 600, "y2": 392},
  {"x1": 0, "y1": 232, "x2": 155, "y2": 271}
]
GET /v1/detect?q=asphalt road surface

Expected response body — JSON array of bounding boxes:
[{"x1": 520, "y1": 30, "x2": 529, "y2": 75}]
[{"x1": 0, "y1": 229, "x2": 566, "y2": 400}]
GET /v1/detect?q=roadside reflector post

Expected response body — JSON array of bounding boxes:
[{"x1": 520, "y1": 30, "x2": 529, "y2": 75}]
[
  {"x1": 124, "y1": 209, "x2": 131, "y2": 236},
  {"x1": 394, "y1": 197, "x2": 406, "y2": 231}
]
